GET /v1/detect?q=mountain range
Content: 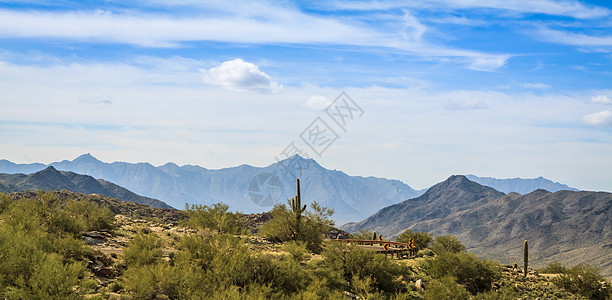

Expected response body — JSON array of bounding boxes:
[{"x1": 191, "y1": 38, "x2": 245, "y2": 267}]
[
  {"x1": 0, "y1": 154, "x2": 423, "y2": 223},
  {"x1": 342, "y1": 175, "x2": 612, "y2": 277},
  {"x1": 0, "y1": 166, "x2": 171, "y2": 209},
  {"x1": 465, "y1": 174, "x2": 579, "y2": 194},
  {"x1": 0, "y1": 154, "x2": 581, "y2": 223}
]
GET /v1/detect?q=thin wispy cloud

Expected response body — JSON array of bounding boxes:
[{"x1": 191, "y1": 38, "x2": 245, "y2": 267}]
[
  {"x1": 0, "y1": 6, "x2": 510, "y2": 70},
  {"x1": 536, "y1": 28, "x2": 612, "y2": 47},
  {"x1": 444, "y1": 99, "x2": 488, "y2": 110},
  {"x1": 324, "y1": 0, "x2": 610, "y2": 19}
]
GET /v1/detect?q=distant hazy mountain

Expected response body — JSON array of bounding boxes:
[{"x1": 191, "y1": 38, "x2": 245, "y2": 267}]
[
  {"x1": 342, "y1": 175, "x2": 612, "y2": 277},
  {"x1": 0, "y1": 166, "x2": 172, "y2": 209},
  {"x1": 465, "y1": 174, "x2": 579, "y2": 194},
  {"x1": 0, "y1": 154, "x2": 422, "y2": 223}
]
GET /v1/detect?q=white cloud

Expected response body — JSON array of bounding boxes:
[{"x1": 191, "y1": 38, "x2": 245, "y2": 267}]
[
  {"x1": 325, "y1": 0, "x2": 610, "y2": 19},
  {"x1": 591, "y1": 95, "x2": 612, "y2": 104},
  {"x1": 467, "y1": 56, "x2": 509, "y2": 72},
  {"x1": 444, "y1": 99, "x2": 488, "y2": 110},
  {"x1": 401, "y1": 10, "x2": 427, "y2": 41},
  {"x1": 582, "y1": 110, "x2": 612, "y2": 126},
  {"x1": 536, "y1": 28, "x2": 612, "y2": 47},
  {"x1": 521, "y1": 82, "x2": 550, "y2": 89},
  {"x1": 202, "y1": 59, "x2": 282, "y2": 93},
  {"x1": 304, "y1": 95, "x2": 331, "y2": 110}
]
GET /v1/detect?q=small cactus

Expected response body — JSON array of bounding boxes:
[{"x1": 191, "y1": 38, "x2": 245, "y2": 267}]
[{"x1": 524, "y1": 240, "x2": 529, "y2": 277}]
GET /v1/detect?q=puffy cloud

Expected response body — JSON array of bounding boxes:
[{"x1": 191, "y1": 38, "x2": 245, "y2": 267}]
[
  {"x1": 590, "y1": 95, "x2": 612, "y2": 104},
  {"x1": 304, "y1": 95, "x2": 331, "y2": 110},
  {"x1": 582, "y1": 110, "x2": 612, "y2": 126},
  {"x1": 445, "y1": 99, "x2": 488, "y2": 110},
  {"x1": 202, "y1": 59, "x2": 282, "y2": 93}
]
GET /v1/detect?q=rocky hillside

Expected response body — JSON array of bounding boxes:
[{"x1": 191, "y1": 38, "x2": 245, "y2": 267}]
[
  {"x1": 0, "y1": 166, "x2": 172, "y2": 209},
  {"x1": 342, "y1": 175, "x2": 612, "y2": 277}
]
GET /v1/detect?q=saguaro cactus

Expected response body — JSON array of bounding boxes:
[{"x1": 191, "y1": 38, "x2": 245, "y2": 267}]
[
  {"x1": 290, "y1": 179, "x2": 307, "y2": 239},
  {"x1": 523, "y1": 240, "x2": 529, "y2": 277}
]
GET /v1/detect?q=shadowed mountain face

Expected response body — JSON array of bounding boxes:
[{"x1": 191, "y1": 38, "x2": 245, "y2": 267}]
[
  {"x1": 0, "y1": 166, "x2": 172, "y2": 209},
  {"x1": 342, "y1": 175, "x2": 612, "y2": 277},
  {"x1": 0, "y1": 154, "x2": 422, "y2": 223}
]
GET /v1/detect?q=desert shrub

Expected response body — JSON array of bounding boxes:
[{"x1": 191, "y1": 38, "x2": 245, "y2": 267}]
[
  {"x1": 396, "y1": 228, "x2": 433, "y2": 251},
  {"x1": 177, "y1": 233, "x2": 253, "y2": 287},
  {"x1": 472, "y1": 285, "x2": 517, "y2": 300},
  {"x1": 552, "y1": 264, "x2": 611, "y2": 300},
  {"x1": 0, "y1": 192, "x2": 10, "y2": 213},
  {"x1": 350, "y1": 228, "x2": 376, "y2": 240},
  {"x1": 423, "y1": 276, "x2": 470, "y2": 300},
  {"x1": 108, "y1": 281, "x2": 123, "y2": 293},
  {"x1": 2, "y1": 253, "x2": 84, "y2": 300},
  {"x1": 122, "y1": 262, "x2": 184, "y2": 299},
  {"x1": 320, "y1": 243, "x2": 409, "y2": 294},
  {"x1": 250, "y1": 254, "x2": 312, "y2": 294},
  {"x1": 184, "y1": 202, "x2": 244, "y2": 234},
  {"x1": 425, "y1": 252, "x2": 500, "y2": 294},
  {"x1": 282, "y1": 240, "x2": 309, "y2": 262},
  {"x1": 261, "y1": 201, "x2": 334, "y2": 253},
  {"x1": 539, "y1": 261, "x2": 568, "y2": 274},
  {"x1": 63, "y1": 198, "x2": 116, "y2": 232},
  {"x1": 418, "y1": 249, "x2": 435, "y2": 257},
  {"x1": 294, "y1": 277, "x2": 344, "y2": 300},
  {"x1": 123, "y1": 233, "x2": 163, "y2": 267},
  {"x1": 431, "y1": 234, "x2": 466, "y2": 254}
]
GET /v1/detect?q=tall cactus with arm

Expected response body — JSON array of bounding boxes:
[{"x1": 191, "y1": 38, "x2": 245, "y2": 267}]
[
  {"x1": 291, "y1": 178, "x2": 307, "y2": 240},
  {"x1": 524, "y1": 240, "x2": 529, "y2": 278}
]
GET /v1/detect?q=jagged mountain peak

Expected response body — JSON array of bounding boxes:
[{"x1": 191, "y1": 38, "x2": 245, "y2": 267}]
[
  {"x1": 423, "y1": 175, "x2": 505, "y2": 200},
  {"x1": 41, "y1": 165, "x2": 60, "y2": 173},
  {"x1": 73, "y1": 153, "x2": 100, "y2": 162}
]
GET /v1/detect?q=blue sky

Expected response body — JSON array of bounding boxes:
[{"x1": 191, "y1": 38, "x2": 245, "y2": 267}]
[{"x1": 0, "y1": 0, "x2": 611, "y2": 191}]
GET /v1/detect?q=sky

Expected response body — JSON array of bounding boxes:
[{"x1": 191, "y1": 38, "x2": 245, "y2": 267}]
[{"x1": 0, "y1": 0, "x2": 611, "y2": 192}]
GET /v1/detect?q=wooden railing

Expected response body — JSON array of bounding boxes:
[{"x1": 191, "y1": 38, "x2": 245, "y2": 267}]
[{"x1": 327, "y1": 239, "x2": 415, "y2": 259}]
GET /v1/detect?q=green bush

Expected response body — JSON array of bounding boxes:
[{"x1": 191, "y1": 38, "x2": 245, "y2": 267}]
[
  {"x1": 0, "y1": 193, "x2": 10, "y2": 213},
  {"x1": 552, "y1": 264, "x2": 611, "y2": 300},
  {"x1": 184, "y1": 202, "x2": 244, "y2": 234},
  {"x1": 320, "y1": 243, "x2": 409, "y2": 294},
  {"x1": 539, "y1": 261, "x2": 568, "y2": 274},
  {"x1": 425, "y1": 252, "x2": 500, "y2": 294},
  {"x1": 423, "y1": 275, "x2": 470, "y2": 300},
  {"x1": 396, "y1": 229, "x2": 433, "y2": 251},
  {"x1": 350, "y1": 228, "x2": 376, "y2": 240},
  {"x1": 282, "y1": 240, "x2": 309, "y2": 262},
  {"x1": 63, "y1": 198, "x2": 116, "y2": 232},
  {"x1": 123, "y1": 233, "x2": 163, "y2": 267},
  {"x1": 431, "y1": 235, "x2": 466, "y2": 254},
  {"x1": 261, "y1": 201, "x2": 334, "y2": 253},
  {"x1": 418, "y1": 249, "x2": 435, "y2": 257}
]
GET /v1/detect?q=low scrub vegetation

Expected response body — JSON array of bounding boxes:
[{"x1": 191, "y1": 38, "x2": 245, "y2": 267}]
[
  {"x1": 0, "y1": 191, "x2": 114, "y2": 298},
  {"x1": 1, "y1": 191, "x2": 610, "y2": 299},
  {"x1": 396, "y1": 228, "x2": 433, "y2": 251},
  {"x1": 261, "y1": 200, "x2": 334, "y2": 252}
]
